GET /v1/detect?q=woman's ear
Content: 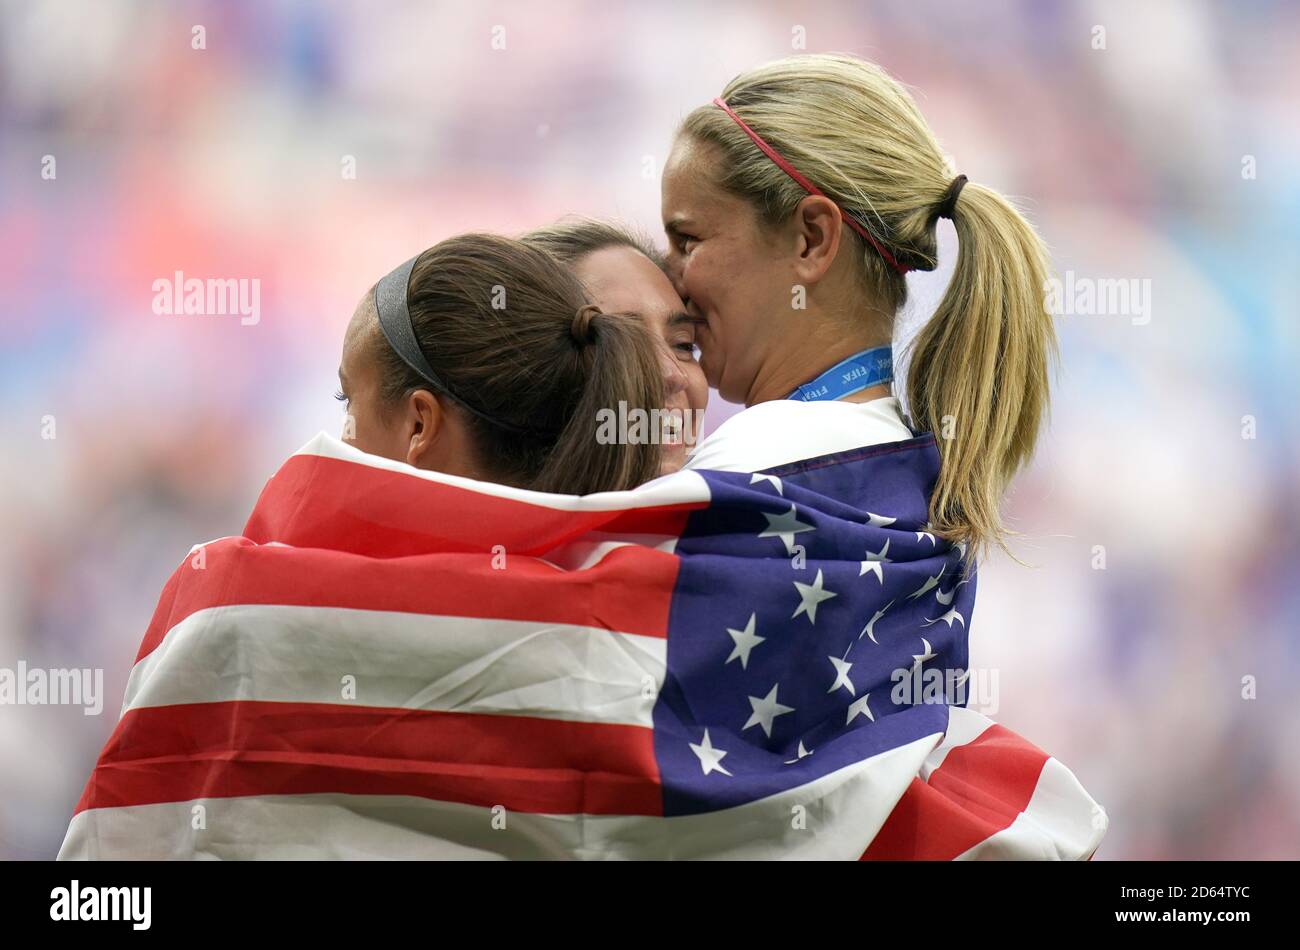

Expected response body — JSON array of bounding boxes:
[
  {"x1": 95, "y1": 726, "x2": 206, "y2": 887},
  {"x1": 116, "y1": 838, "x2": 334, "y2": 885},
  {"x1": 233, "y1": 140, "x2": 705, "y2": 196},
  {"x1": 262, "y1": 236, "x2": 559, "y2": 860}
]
[
  {"x1": 404, "y1": 389, "x2": 444, "y2": 468},
  {"x1": 791, "y1": 194, "x2": 844, "y2": 284}
]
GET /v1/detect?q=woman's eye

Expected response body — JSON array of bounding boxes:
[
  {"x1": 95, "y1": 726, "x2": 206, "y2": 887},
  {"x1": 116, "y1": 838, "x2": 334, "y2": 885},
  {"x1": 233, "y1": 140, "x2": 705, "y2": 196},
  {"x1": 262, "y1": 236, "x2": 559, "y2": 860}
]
[
  {"x1": 674, "y1": 341, "x2": 700, "y2": 361},
  {"x1": 334, "y1": 390, "x2": 347, "y2": 403}
]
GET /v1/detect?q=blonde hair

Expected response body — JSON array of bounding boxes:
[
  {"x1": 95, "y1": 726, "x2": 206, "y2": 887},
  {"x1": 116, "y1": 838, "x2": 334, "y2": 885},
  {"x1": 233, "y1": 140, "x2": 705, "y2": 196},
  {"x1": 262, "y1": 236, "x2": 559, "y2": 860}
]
[{"x1": 679, "y1": 53, "x2": 1058, "y2": 567}]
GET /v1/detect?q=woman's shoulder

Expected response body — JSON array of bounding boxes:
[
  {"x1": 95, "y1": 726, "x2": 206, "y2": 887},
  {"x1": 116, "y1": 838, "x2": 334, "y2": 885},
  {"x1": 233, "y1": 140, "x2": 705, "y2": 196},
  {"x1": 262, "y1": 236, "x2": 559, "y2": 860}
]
[{"x1": 684, "y1": 396, "x2": 917, "y2": 473}]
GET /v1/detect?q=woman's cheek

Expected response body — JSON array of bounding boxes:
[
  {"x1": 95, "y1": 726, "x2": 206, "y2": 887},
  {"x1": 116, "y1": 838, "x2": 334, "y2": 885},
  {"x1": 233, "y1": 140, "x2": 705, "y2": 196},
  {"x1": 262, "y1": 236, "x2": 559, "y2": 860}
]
[
  {"x1": 697, "y1": 341, "x2": 723, "y2": 390},
  {"x1": 687, "y1": 369, "x2": 708, "y2": 415},
  {"x1": 680, "y1": 252, "x2": 704, "y2": 306},
  {"x1": 681, "y1": 250, "x2": 702, "y2": 302},
  {"x1": 686, "y1": 372, "x2": 709, "y2": 446}
]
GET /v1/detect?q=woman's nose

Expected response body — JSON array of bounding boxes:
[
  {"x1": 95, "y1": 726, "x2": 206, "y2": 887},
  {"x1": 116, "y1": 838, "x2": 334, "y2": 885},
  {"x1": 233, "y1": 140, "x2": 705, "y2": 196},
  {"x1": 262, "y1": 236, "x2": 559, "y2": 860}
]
[{"x1": 659, "y1": 342, "x2": 687, "y2": 397}]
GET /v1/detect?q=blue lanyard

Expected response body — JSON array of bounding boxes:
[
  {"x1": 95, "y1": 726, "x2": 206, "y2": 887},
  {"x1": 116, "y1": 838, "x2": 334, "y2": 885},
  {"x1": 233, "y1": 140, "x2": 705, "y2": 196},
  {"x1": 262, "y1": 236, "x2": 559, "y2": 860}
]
[{"x1": 787, "y1": 346, "x2": 893, "y2": 402}]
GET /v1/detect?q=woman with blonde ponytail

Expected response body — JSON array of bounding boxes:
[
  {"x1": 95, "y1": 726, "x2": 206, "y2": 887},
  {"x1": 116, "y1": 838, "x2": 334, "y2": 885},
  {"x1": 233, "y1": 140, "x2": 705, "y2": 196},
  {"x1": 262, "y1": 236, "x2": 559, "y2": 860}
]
[{"x1": 662, "y1": 53, "x2": 1058, "y2": 566}]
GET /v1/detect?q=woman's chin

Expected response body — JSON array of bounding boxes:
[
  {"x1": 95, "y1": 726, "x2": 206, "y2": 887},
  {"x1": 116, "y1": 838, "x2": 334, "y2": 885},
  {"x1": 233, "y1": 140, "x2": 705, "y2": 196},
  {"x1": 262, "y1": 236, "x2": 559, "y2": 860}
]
[{"x1": 657, "y1": 438, "x2": 687, "y2": 478}]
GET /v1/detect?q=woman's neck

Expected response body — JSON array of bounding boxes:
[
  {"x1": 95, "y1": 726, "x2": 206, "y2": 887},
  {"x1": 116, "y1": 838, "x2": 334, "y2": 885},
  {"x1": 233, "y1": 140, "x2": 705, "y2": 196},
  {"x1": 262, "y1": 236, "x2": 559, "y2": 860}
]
[
  {"x1": 838, "y1": 382, "x2": 893, "y2": 403},
  {"x1": 745, "y1": 324, "x2": 892, "y2": 406}
]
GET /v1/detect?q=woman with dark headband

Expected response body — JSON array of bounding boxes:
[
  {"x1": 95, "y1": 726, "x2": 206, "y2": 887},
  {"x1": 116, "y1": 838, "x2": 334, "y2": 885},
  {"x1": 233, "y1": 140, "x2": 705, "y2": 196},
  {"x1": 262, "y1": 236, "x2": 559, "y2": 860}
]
[
  {"x1": 662, "y1": 53, "x2": 1058, "y2": 565},
  {"x1": 337, "y1": 232, "x2": 664, "y2": 494}
]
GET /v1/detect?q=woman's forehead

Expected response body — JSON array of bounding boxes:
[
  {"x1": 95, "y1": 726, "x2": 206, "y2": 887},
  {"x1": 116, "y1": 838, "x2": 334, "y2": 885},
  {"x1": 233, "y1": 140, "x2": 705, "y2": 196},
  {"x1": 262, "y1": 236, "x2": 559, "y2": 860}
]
[
  {"x1": 663, "y1": 139, "x2": 759, "y2": 230},
  {"x1": 575, "y1": 246, "x2": 680, "y2": 321},
  {"x1": 342, "y1": 293, "x2": 380, "y2": 361},
  {"x1": 663, "y1": 139, "x2": 723, "y2": 209}
]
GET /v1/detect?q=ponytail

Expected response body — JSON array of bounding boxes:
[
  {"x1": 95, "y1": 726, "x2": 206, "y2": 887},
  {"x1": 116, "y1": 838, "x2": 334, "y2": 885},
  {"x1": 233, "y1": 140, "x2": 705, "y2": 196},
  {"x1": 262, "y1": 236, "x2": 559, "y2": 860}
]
[
  {"x1": 375, "y1": 233, "x2": 665, "y2": 495},
  {"x1": 532, "y1": 309, "x2": 664, "y2": 495},
  {"x1": 904, "y1": 184, "x2": 1058, "y2": 568},
  {"x1": 679, "y1": 53, "x2": 1060, "y2": 565}
]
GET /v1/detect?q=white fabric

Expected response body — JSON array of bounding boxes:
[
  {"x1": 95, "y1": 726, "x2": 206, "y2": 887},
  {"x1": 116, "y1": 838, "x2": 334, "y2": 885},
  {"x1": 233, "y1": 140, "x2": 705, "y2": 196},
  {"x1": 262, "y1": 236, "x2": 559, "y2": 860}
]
[
  {"x1": 122, "y1": 603, "x2": 668, "y2": 727},
  {"x1": 954, "y1": 756, "x2": 1109, "y2": 861},
  {"x1": 309, "y1": 431, "x2": 714, "y2": 509},
  {"x1": 59, "y1": 732, "x2": 941, "y2": 860},
  {"x1": 685, "y1": 396, "x2": 915, "y2": 474}
]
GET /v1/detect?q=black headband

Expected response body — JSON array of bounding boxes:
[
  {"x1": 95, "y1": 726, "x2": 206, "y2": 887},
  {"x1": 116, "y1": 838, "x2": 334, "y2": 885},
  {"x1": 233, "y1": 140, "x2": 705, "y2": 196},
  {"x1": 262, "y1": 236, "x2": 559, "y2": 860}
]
[{"x1": 372, "y1": 254, "x2": 529, "y2": 434}]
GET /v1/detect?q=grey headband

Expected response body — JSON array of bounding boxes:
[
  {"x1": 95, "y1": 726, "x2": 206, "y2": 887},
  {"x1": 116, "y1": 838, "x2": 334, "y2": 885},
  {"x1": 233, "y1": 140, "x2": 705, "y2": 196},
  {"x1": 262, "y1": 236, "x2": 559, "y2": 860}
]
[{"x1": 372, "y1": 254, "x2": 528, "y2": 434}]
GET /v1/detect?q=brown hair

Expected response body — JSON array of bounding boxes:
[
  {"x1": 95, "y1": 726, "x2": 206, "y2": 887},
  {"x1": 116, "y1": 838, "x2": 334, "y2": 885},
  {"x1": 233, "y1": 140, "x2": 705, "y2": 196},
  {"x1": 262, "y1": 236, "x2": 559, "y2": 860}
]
[
  {"x1": 374, "y1": 233, "x2": 664, "y2": 494},
  {"x1": 519, "y1": 216, "x2": 665, "y2": 269},
  {"x1": 679, "y1": 54, "x2": 1059, "y2": 566}
]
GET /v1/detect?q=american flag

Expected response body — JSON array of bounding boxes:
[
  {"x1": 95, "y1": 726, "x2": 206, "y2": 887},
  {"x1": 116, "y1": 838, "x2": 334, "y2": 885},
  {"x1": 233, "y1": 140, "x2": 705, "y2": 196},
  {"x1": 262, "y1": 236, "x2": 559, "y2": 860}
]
[{"x1": 59, "y1": 432, "x2": 1106, "y2": 860}]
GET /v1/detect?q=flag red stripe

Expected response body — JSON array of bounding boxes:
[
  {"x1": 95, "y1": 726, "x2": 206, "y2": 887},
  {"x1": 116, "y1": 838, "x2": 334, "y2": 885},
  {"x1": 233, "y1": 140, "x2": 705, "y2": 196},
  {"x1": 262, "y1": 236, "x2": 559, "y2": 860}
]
[
  {"x1": 74, "y1": 700, "x2": 663, "y2": 818},
  {"x1": 860, "y1": 724, "x2": 1048, "y2": 860},
  {"x1": 242, "y1": 454, "x2": 704, "y2": 557},
  {"x1": 136, "y1": 536, "x2": 681, "y2": 662}
]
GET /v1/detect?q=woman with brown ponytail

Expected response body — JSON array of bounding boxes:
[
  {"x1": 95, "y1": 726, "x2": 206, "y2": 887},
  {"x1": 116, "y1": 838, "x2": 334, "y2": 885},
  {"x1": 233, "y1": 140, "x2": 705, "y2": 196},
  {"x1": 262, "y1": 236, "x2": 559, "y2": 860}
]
[
  {"x1": 662, "y1": 53, "x2": 1057, "y2": 565},
  {"x1": 336, "y1": 232, "x2": 666, "y2": 495}
]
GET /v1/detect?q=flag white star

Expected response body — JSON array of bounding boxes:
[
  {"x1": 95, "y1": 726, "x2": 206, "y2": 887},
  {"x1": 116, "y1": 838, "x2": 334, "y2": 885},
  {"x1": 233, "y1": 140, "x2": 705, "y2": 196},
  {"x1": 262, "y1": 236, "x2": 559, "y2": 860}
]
[
  {"x1": 859, "y1": 600, "x2": 894, "y2": 643},
  {"x1": 912, "y1": 637, "x2": 937, "y2": 667},
  {"x1": 725, "y1": 612, "x2": 765, "y2": 669},
  {"x1": 924, "y1": 607, "x2": 966, "y2": 628},
  {"x1": 783, "y1": 741, "x2": 814, "y2": 765},
  {"x1": 916, "y1": 528, "x2": 936, "y2": 545},
  {"x1": 792, "y1": 568, "x2": 837, "y2": 624},
  {"x1": 749, "y1": 473, "x2": 783, "y2": 495},
  {"x1": 859, "y1": 539, "x2": 892, "y2": 583},
  {"x1": 935, "y1": 584, "x2": 955, "y2": 605},
  {"x1": 827, "y1": 655, "x2": 855, "y2": 695},
  {"x1": 689, "y1": 729, "x2": 733, "y2": 777},
  {"x1": 846, "y1": 693, "x2": 874, "y2": 724},
  {"x1": 744, "y1": 683, "x2": 795, "y2": 738},
  {"x1": 865, "y1": 512, "x2": 896, "y2": 528},
  {"x1": 759, "y1": 504, "x2": 814, "y2": 554},
  {"x1": 907, "y1": 572, "x2": 941, "y2": 600}
]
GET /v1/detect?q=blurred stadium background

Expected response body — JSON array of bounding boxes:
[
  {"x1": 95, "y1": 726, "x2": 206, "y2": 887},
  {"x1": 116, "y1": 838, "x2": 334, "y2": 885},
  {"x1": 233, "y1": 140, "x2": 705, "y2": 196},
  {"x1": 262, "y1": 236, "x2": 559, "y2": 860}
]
[{"x1": 1, "y1": 0, "x2": 1297, "y2": 859}]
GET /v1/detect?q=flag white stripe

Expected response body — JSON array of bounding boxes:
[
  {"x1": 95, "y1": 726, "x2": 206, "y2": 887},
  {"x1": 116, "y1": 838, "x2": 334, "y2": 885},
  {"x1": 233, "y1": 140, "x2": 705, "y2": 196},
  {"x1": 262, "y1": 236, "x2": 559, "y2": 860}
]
[
  {"x1": 123, "y1": 603, "x2": 667, "y2": 727},
  {"x1": 300, "y1": 432, "x2": 713, "y2": 511},
  {"x1": 954, "y1": 756, "x2": 1108, "y2": 860},
  {"x1": 541, "y1": 531, "x2": 681, "y2": 571},
  {"x1": 59, "y1": 730, "x2": 942, "y2": 860},
  {"x1": 918, "y1": 705, "x2": 995, "y2": 779}
]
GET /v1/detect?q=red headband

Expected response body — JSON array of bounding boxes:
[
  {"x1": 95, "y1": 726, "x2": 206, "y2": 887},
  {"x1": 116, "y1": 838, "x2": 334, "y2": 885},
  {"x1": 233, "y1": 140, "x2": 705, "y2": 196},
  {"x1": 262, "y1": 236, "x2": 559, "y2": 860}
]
[{"x1": 711, "y1": 96, "x2": 910, "y2": 276}]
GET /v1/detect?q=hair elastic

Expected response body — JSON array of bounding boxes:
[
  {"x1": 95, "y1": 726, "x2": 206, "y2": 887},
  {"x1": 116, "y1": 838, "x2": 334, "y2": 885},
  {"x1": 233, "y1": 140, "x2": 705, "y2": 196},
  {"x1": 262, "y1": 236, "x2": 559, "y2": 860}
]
[
  {"x1": 571, "y1": 303, "x2": 600, "y2": 345},
  {"x1": 936, "y1": 174, "x2": 968, "y2": 220},
  {"x1": 712, "y1": 96, "x2": 911, "y2": 276},
  {"x1": 372, "y1": 254, "x2": 529, "y2": 434}
]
